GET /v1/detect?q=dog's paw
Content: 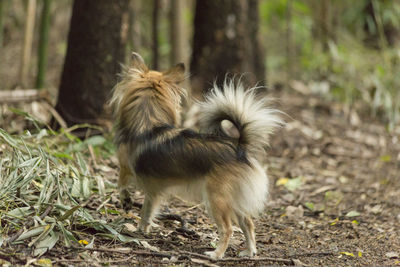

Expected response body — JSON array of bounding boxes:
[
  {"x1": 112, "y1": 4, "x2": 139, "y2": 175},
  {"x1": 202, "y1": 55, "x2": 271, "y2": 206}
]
[
  {"x1": 238, "y1": 248, "x2": 257, "y2": 258},
  {"x1": 204, "y1": 250, "x2": 223, "y2": 259},
  {"x1": 138, "y1": 222, "x2": 152, "y2": 234},
  {"x1": 121, "y1": 196, "x2": 133, "y2": 212}
]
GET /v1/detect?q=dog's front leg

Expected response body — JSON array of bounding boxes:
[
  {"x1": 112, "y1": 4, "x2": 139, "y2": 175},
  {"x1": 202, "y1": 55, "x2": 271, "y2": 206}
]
[
  {"x1": 118, "y1": 165, "x2": 134, "y2": 211},
  {"x1": 118, "y1": 146, "x2": 135, "y2": 211}
]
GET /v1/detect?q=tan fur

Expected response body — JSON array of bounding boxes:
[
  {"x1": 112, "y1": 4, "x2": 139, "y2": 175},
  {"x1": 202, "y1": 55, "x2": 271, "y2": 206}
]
[{"x1": 110, "y1": 52, "x2": 271, "y2": 259}]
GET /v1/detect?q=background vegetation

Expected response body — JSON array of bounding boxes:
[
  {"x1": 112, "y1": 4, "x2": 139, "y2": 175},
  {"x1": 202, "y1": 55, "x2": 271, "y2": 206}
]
[{"x1": 1, "y1": 0, "x2": 399, "y2": 128}]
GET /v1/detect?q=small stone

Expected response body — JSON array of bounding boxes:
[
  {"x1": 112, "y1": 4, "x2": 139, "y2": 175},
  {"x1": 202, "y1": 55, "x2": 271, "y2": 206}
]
[{"x1": 286, "y1": 205, "x2": 304, "y2": 220}]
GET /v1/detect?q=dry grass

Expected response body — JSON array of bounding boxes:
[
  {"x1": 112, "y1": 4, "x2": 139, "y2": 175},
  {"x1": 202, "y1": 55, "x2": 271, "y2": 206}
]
[{"x1": 0, "y1": 112, "x2": 138, "y2": 258}]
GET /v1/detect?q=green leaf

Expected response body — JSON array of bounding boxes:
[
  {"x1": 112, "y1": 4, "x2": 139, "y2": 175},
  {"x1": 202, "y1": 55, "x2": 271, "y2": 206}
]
[
  {"x1": 53, "y1": 153, "x2": 73, "y2": 160},
  {"x1": 82, "y1": 177, "x2": 91, "y2": 199},
  {"x1": 58, "y1": 205, "x2": 81, "y2": 221},
  {"x1": 305, "y1": 202, "x2": 314, "y2": 211},
  {"x1": 36, "y1": 258, "x2": 53, "y2": 267},
  {"x1": 34, "y1": 231, "x2": 59, "y2": 257},
  {"x1": 118, "y1": 234, "x2": 139, "y2": 244},
  {"x1": 380, "y1": 155, "x2": 391, "y2": 162},
  {"x1": 85, "y1": 135, "x2": 106, "y2": 147},
  {"x1": 57, "y1": 222, "x2": 77, "y2": 247},
  {"x1": 29, "y1": 224, "x2": 54, "y2": 247},
  {"x1": 71, "y1": 178, "x2": 81, "y2": 198},
  {"x1": 6, "y1": 207, "x2": 32, "y2": 218},
  {"x1": 285, "y1": 177, "x2": 303, "y2": 191},
  {"x1": 16, "y1": 226, "x2": 47, "y2": 241}
]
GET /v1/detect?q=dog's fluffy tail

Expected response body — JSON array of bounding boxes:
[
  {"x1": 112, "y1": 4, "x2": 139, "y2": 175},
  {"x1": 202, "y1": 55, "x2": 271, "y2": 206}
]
[{"x1": 199, "y1": 79, "x2": 284, "y2": 159}]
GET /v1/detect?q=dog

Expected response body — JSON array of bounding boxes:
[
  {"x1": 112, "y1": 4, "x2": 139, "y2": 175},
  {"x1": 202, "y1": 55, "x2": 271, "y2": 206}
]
[{"x1": 110, "y1": 52, "x2": 283, "y2": 259}]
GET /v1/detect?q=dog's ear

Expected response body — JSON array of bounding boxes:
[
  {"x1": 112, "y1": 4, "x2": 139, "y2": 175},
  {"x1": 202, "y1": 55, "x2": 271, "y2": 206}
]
[
  {"x1": 163, "y1": 63, "x2": 185, "y2": 83},
  {"x1": 131, "y1": 52, "x2": 148, "y2": 72}
]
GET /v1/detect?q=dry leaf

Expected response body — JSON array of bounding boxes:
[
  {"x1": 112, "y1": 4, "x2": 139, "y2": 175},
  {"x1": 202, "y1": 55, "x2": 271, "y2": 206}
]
[{"x1": 386, "y1": 252, "x2": 399, "y2": 259}]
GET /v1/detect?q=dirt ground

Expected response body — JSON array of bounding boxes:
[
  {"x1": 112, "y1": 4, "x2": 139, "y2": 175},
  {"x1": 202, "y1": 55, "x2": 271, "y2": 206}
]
[{"x1": 3, "y1": 90, "x2": 400, "y2": 266}]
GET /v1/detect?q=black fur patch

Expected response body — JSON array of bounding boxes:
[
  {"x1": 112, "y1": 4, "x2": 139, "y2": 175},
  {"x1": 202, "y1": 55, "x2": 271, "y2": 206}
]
[
  {"x1": 135, "y1": 128, "x2": 249, "y2": 178},
  {"x1": 114, "y1": 124, "x2": 173, "y2": 145}
]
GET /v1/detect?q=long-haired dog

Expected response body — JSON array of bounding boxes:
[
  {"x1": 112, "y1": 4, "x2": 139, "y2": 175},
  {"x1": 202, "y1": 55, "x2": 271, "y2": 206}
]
[{"x1": 110, "y1": 52, "x2": 283, "y2": 259}]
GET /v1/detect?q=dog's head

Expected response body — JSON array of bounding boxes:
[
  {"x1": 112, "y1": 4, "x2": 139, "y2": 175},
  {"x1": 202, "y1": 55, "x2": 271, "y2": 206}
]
[{"x1": 110, "y1": 52, "x2": 186, "y2": 134}]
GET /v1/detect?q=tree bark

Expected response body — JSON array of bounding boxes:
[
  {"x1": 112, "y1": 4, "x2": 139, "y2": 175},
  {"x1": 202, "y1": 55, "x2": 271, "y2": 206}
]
[
  {"x1": 19, "y1": 0, "x2": 36, "y2": 87},
  {"x1": 311, "y1": 0, "x2": 333, "y2": 51},
  {"x1": 0, "y1": 0, "x2": 5, "y2": 49},
  {"x1": 55, "y1": 0, "x2": 129, "y2": 127},
  {"x1": 190, "y1": 0, "x2": 265, "y2": 99},
  {"x1": 36, "y1": 0, "x2": 52, "y2": 89},
  {"x1": 286, "y1": 0, "x2": 293, "y2": 84},
  {"x1": 152, "y1": 0, "x2": 160, "y2": 69},
  {"x1": 128, "y1": 0, "x2": 141, "y2": 54},
  {"x1": 363, "y1": 0, "x2": 400, "y2": 48},
  {"x1": 170, "y1": 0, "x2": 185, "y2": 65}
]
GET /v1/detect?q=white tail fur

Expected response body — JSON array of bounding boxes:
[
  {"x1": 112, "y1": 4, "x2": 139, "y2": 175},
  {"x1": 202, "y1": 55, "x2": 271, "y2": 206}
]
[{"x1": 198, "y1": 79, "x2": 284, "y2": 158}]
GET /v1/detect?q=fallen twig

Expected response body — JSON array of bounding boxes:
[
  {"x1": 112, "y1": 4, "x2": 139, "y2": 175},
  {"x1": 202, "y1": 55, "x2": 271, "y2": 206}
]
[
  {"x1": 71, "y1": 246, "x2": 294, "y2": 264},
  {"x1": 175, "y1": 227, "x2": 200, "y2": 239},
  {"x1": 40, "y1": 101, "x2": 67, "y2": 128},
  {"x1": 157, "y1": 213, "x2": 186, "y2": 228},
  {"x1": 54, "y1": 255, "x2": 139, "y2": 264},
  {"x1": 71, "y1": 246, "x2": 172, "y2": 259},
  {"x1": 289, "y1": 251, "x2": 335, "y2": 257},
  {"x1": 178, "y1": 250, "x2": 293, "y2": 263},
  {"x1": 0, "y1": 89, "x2": 49, "y2": 103}
]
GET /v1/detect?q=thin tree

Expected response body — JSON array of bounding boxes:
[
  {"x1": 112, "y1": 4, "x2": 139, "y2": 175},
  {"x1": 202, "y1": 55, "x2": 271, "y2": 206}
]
[
  {"x1": 128, "y1": 0, "x2": 141, "y2": 54},
  {"x1": 19, "y1": 0, "x2": 36, "y2": 87},
  {"x1": 363, "y1": 0, "x2": 400, "y2": 48},
  {"x1": 286, "y1": 0, "x2": 293, "y2": 84},
  {"x1": 190, "y1": 0, "x2": 266, "y2": 99},
  {"x1": 0, "y1": 0, "x2": 5, "y2": 49},
  {"x1": 152, "y1": 0, "x2": 160, "y2": 69},
  {"x1": 36, "y1": 0, "x2": 51, "y2": 89},
  {"x1": 311, "y1": 0, "x2": 334, "y2": 51},
  {"x1": 170, "y1": 0, "x2": 185, "y2": 65},
  {"x1": 54, "y1": 0, "x2": 129, "y2": 128}
]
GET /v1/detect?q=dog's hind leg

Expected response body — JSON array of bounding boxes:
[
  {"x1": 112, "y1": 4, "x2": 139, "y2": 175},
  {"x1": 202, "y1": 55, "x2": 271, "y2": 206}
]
[
  {"x1": 139, "y1": 194, "x2": 161, "y2": 233},
  {"x1": 237, "y1": 215, "x2": 257, "y2": 257},
  {"x1": 205, "y1": 195, "x2": 233, "y2": 259}
]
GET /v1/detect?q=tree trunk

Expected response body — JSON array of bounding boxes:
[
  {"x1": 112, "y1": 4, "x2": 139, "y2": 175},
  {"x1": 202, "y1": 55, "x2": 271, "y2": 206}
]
[
  {"x1": 128, "y1": 0, "x2": 141, "y2": 54},
  {"x1": 190, "y1": 0, "x2": 265, "y2": 99},
  {"x1": 19, "y1": 0, "x2": 36, "y2": 87},
  {"x1": 36, "y1": 0, "x2": 51, "y2": 89},
  {"x1": 152, "y1": 0, "x2": 160, "y2": 69},
  {"x1": 248, "y1": 0, "x2": 266, "y2": 85},
  {"x1": 170, "y1": 0, "x2": 185, "y2": 65},
  {"x1": 363, "y1": 0, "x2": 400, "y2": 48},
  {"x1": 0, "y1": 0, "x2": 5, "y2": 49},
  {"x1": 54, "y1": 0, "x2": 129, "y2": 128},
  {"x1": 311, "y1": 0, "x2": 333, "y2": 51},
  {"x1": 286, "y1": 0, "x2": 293, "y2": 84}
]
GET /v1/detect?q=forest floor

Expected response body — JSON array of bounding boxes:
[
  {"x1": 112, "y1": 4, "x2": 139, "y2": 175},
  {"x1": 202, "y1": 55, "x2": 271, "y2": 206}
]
[{"x1": 1, "y1": 90, "x2": 400, "y2": 266}]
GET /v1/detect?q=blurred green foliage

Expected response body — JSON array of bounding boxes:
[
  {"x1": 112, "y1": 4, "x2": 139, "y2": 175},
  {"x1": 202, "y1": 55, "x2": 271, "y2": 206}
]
[{"x1": 260, "y1": 0, "x2": 400, "y2": 128}]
